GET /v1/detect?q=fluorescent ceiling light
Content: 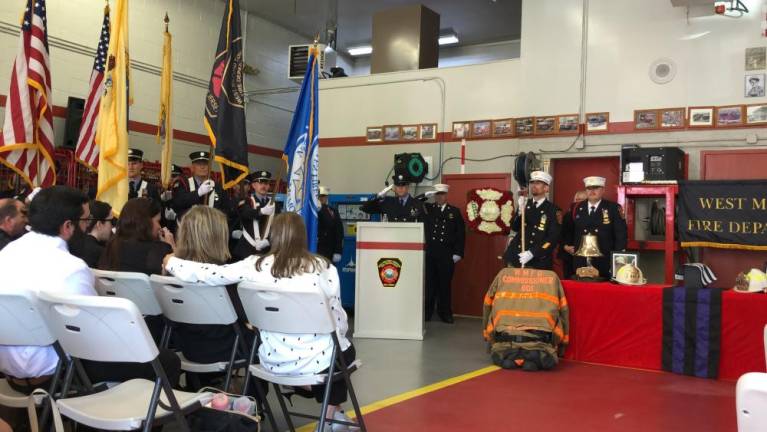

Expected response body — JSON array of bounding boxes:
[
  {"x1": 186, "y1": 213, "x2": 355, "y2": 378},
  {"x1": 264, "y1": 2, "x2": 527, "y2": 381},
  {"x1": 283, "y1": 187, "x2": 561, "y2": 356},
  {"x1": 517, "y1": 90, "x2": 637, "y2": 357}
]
[
  {"x1": 438, "y1": 34, "x2": 459, "y2": 45},
  {"x1": 348, "y1": 45, "x2": 372, "y2": 56}
]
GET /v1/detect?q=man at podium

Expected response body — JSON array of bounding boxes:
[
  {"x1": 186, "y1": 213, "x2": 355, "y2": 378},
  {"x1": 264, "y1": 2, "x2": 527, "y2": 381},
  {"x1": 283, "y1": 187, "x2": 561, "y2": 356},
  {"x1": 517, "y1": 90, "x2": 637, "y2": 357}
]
[{"x1": 360, "y1": 174, "x2": 425, "y2": 222}]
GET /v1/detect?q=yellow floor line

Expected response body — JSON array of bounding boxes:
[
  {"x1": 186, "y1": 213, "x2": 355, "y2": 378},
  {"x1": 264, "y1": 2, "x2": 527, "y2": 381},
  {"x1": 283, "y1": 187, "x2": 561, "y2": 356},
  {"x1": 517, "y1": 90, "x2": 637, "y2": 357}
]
[{"x1": 294, "y1": 364, "x2": 500, "y2": 432}]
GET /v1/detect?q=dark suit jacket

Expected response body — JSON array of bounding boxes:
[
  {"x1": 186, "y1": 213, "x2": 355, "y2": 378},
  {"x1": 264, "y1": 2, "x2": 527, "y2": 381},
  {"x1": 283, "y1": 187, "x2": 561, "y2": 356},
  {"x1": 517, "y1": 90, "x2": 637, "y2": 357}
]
[
  {"x1": 570, "y1": 199, "x2": 628, "y2": 278},
  {"x1": 318, "y1": 204, "x2": 344, "y2": 260},
  {"x1": 171, "y1": 176, "x2": 233, "y2": 219},
  {"x1": 360, "y1": 195, "x2": 425, "y2": 222},
  {"x1": 424, "y1": 203, "x2": 465, "y2": 257}
]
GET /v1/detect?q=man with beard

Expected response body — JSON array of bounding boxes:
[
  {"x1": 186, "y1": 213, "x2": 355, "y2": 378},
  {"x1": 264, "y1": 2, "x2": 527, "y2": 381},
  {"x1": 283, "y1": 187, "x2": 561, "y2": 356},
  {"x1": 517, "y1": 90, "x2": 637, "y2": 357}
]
[{"x1": 0, "y1": 198, "x2": 28, "y2": 251}]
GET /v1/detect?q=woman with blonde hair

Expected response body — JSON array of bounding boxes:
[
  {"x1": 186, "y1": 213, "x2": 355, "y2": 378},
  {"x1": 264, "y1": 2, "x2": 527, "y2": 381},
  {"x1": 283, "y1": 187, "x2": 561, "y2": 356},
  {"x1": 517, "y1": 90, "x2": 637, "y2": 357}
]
[{"x1": 164, "y1": 212, "x2": 357, "y2": 430}]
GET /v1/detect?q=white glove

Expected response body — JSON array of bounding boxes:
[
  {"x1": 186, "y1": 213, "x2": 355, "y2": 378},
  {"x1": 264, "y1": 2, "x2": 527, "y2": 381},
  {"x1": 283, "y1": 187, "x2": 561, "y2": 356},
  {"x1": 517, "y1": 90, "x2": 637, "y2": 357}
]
[
  {"x1": 452, "y1": 254, "x2": 462, "y2": 264},
  {"x1": 160, "y1": 190, "x2": 173, "y2": 202},
  {"x1": 425, "y1": 190, "x2": 438, "y2": 198},
  {"x1": 260, "y1": 201, "x2": 275, "y2": 216},
  {"x1": 231, "y1": 229, "x2": 243, "y2": 240},
  {"x1": 164, "y1": 208, "x2": 177, "y2": 221},
  {"x1": 197, "y1": 180, "x2": 215, "y2": 196},
  {"x1": 254, "y1": 238, "x2": 270, "y2": 251},
  {"x1": 517, "y1": 196, "x2": 527, "y2": 210},
  {"x1": 377, "y1": 184, "x2": 394, "y2": 198},
  {"x1": 332, "y1": 253, "x2": 342, "y2": 263},
  {"x1": 26, "y1": 187, "x2": 42, "y2": 204},
  {"x1": 518, "y1": 250, "x2": 534, "y2": 265}
]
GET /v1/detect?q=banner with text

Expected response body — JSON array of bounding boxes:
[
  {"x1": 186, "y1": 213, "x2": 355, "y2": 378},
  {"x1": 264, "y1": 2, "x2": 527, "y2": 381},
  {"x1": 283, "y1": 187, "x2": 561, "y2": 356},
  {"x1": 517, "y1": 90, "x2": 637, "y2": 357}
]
[{"x1": 678, "y1": 180, "x2": 767, "y2": 251}]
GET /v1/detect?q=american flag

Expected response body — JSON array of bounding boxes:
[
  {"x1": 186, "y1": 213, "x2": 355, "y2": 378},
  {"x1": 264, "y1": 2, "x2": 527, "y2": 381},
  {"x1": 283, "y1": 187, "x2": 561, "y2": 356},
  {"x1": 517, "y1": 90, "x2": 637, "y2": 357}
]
[
  {"x1": 0, "y1": 0, "x2": 55, "y2": 187},
  {"x1": 75, "y1": 7, "x2": 110, "y2": 170}
]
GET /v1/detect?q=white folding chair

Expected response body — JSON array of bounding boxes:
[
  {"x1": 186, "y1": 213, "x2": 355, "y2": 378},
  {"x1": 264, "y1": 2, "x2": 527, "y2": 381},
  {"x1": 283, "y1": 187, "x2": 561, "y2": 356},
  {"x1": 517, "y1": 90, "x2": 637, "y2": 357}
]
[
  {"x1": 92, "y1": 270, "x2": 163, "y2": 316},
  {"x1": 238, "y1": 281, "x2": 366, "y2": 432},
  {"x1": 150, "y1": 275, "x2": 248, "y2": 392},
  {"x1": 0, "y1": 289, "x2": 63, "y2": 410},
  {"x1": 36, "y1": 290, "x2": 212, "y2": 432},
  {"x1": 737, "y1": 373, "x2": 767, "y2": 432}
]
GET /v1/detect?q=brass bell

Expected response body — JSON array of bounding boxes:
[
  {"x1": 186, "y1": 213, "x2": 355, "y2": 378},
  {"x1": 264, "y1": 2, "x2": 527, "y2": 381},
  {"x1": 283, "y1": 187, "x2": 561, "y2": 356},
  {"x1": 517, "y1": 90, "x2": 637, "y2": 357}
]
[{"x1": 575, "y1": 233, "x2": 603, "y2": 258}]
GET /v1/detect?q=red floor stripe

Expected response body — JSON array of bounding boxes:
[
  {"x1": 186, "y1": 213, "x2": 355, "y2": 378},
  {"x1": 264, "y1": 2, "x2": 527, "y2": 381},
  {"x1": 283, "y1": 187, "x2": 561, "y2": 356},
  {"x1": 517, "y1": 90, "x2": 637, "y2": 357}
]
[{"x1": 360, "y1": 361, "x2": 736, "y2": 432}]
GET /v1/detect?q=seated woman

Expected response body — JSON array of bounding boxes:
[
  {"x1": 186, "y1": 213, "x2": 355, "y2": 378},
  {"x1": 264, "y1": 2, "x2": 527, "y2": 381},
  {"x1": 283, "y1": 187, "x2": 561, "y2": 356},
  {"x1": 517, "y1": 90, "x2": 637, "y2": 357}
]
[
  {"x1": 69, "y1": 200, "x2": 114, "y2": 267},
  {"x1": 165, "y1": 212, "x2": 357, "y2": 428}
]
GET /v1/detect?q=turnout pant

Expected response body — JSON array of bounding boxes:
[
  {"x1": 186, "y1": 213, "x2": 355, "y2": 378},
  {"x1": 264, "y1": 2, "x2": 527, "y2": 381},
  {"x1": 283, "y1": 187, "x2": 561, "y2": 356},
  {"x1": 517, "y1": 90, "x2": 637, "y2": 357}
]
[{"x1": 425, "y1": 247, "x2": 455, "y2": 320}]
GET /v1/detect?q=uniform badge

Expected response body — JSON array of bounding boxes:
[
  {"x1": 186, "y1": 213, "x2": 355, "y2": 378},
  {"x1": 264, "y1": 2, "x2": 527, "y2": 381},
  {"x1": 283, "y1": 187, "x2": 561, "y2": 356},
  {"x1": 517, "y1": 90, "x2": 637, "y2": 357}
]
[
  {"x1": 377, "y1": 258, "x2": 403, "y2": 287},
  {"x1": 538, "y1": 214, "x2": 547, "y2": 231},
  {"x1": 448, "y1": 212, "x2": 454, "y2": 219},
  {"x1": 602, "y1": 208, "x2": 610, "y2": 224},
  {"x1": 410, "y1": 207, "x2": 418, "y2": 217}
]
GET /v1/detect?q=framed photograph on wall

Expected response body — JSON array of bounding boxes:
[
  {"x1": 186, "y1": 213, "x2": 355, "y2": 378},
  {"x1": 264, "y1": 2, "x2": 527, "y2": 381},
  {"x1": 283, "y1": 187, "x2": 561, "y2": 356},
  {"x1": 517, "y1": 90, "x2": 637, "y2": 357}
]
[
  {"x1": 452, "y1": 121, "x2": 471, "y2": 139},
  {"x1": 746, "y1": 47, "x2": 767, "y2": 71},
  {"x1": 660, "y1": 107, "x2": 685, "y2": 129},
  {"x1": 383, "y1": 125, "x2": 402, "y2": 141},
  {"x1": 585, "y1": 112, "x2": 609, "y2": 133},
  {"x1": 634, "y1": 109, "x2": 659, "y2": 130},
  {"x1": 746, "y1": 104, "x2": 767, "y2": 125},
  {"x1": 557, "y1": 114, "x2": 579, "y2": 134},
  {"x1": 687, "y1": 106, "x2": 714, "y2": 128},
  {"x1": 420, "y1": 123, "x2": 437, "y2": 140},
  {"x1": 471, "y1": 120, "x2": 492, "y2": 138},
  {"x1": 401, "y1": 125, "x2": 419, "y2": 140},
  {"x1": 534, "y1": 116, "x2": 557, "y2": 135},
  {"x1": 715, "y1": 105, "x2": 744, "y2": 127},
  {"x1": 366, "y1": 126, "x2": 383, "y2": 142},
  {"x1": 492, "y1": 118, "x2": 514, "y2": 137},
  {"x1": 611, "y1": 252, "x2": 639, "y2": 279},
  {"x1": 745, "y1": 73, "x2": 766, "y2": 98},
  {"x1": 515, "y1": 117, "x2": 534, "y2": 136}
]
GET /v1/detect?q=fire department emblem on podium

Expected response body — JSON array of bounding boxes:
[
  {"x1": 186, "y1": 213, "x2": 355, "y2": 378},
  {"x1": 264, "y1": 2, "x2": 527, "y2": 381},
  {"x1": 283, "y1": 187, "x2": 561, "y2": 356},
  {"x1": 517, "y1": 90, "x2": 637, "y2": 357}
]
[
  {"x1": 466, "y1": 188, "x2": 514, "y2": 235},
  {"x1": 377, "y1": 258, "x2": 402, "y2": 287}
]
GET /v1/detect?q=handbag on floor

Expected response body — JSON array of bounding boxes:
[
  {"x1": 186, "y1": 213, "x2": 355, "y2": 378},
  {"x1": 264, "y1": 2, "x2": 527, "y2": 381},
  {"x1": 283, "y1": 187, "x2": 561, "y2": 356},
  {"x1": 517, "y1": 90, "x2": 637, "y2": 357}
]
[{"x1": 187, "y1": 387, "x2": 261, "y2": 432}]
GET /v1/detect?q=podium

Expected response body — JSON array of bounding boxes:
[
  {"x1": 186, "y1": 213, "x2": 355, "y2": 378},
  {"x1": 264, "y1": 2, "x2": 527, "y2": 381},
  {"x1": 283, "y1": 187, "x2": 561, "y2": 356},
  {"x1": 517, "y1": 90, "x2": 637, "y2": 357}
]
[{"x1": 354, "y1": 222, "x2": 424, "y2": 340}]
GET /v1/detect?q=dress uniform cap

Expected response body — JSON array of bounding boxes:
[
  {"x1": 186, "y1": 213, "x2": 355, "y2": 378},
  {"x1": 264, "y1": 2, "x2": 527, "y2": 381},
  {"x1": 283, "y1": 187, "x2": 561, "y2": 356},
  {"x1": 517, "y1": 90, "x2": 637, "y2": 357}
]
[
  {"x1": 248, "y1": 170, "x2": 272, "y2": 182},
  {"x1": 583, "y1": 176, "x2": 606, "y2": 188},
  {"x1": 319, "y1": 185, "x2": 330, "y2": 196},
  {"x1": 171, "y1": 164, "x2": 183, "y2": 175},
  {"x1": 529, "y1": 171, "x2": 552, "y2": 185},
  {"x1": 392, "y1": 174, "x2": 409, "y2": 186},
  {"x1": 128, "y1": 148, "x2": 144, "y2": 161},
  {"x1": 189, "y1": 151, "x2": 211, "y2": 162},
  {"x1": 433, "y1": 184, "x2": 449, "y2": 193}
]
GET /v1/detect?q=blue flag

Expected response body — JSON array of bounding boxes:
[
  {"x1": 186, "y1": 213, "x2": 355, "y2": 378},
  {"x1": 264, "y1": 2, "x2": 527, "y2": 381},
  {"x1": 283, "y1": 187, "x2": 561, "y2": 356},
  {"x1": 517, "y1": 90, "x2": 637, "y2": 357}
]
[{"x1": 283, "y1": 46, "x2": 320, "y2": 252}]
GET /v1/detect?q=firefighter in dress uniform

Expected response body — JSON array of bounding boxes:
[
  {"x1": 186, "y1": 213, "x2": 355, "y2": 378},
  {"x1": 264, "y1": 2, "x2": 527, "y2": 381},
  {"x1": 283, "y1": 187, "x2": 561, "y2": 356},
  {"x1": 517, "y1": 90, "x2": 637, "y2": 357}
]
[
  {"x1": 170, "y1": 151, "x2": 233, "y2": 221},
  {"x1": 232, "y1": 170, "x2": 278, "y2": 260},
  {"x1": 127, "y1": 148, "x2": 161, "y2": 203},
  {"x1": 562, "y1": 176, "x2": 628, "y2": 279},
  {"x1": 159, "y1": 164, "x2": 184, "y2": 233},
  {"x1": 424, "y1": 183, "x2": 465, "y2": 323},
  {"x1": 360, "y1": 173, "x2": 425, "y2": 222},
  {"x1": 317, "y1": 185, "x2": 344, "y2": 265},
  {"x1": 503, "y1": 171, "x2": 561, "y2": 269}
]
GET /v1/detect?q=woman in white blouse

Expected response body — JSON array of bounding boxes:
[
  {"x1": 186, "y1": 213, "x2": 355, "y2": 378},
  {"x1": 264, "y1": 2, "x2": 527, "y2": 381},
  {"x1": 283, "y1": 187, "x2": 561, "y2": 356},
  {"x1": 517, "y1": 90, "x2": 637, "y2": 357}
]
[{"x1": 164, "y1": 212, "x2": 356, "y2": 430}]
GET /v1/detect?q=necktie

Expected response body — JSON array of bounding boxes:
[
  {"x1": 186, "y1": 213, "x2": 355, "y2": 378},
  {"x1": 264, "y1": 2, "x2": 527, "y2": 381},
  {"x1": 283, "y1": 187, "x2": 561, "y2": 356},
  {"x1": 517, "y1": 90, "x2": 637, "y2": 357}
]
[
  {"x1": 590, "y1": 206, "x2": 595, "y2": 215},
  {"x1": 400, "y1": 198, "x2": 406, "y2": 206},
  {"x1": 130, "y1": 181, "x2": 136, "y2": 194}
]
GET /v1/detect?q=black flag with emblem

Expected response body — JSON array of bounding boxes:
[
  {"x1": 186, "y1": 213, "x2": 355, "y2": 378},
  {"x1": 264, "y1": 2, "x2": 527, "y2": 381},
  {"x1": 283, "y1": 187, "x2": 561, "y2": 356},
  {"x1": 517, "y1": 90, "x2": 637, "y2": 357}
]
[{"x1": 204, "y1": 0, "x2": 249, "y2": 189}]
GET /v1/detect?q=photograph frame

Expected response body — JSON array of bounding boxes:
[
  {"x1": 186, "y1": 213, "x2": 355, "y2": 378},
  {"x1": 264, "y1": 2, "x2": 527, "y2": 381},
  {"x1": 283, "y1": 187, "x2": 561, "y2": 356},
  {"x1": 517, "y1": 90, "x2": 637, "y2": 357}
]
[
  {"x1": 746, "y1": 103, "x2": 767, "y2": 125},
  {"x1": 715, "y1": 105, "x2": 745, "y2": 127},
  {"x1": 515, "y1": 117, "x2": 534, "y2": 136},
  {"x1": 745, "y1": 73, "x2": 766, "y2": 98},
  {"x1": 611, "y1": 252, "x2": 639, "y2": 279},
  {"x1": 401, "y1": 124, "x2": 420, "y2": 141},
  {"x1": 452, "y1": 121, "x2": 471, "y2": 139},
  {"x1": 534, "y1": 116, "x2": 558, "y2": 135},
  {"x1": 687, "y1": 106, "x2": 715, "y2": 128},
  {"x1": 383, "y1": 125, "x2": 402, "y2": 142},
  {"x1": 471, "y1": 120, "x2": 492, "y2": 138},
  {"x1": 585, "y1": 112, "x2": 609, "y2": 133},
  {"x1": 557, "y1": 114, "x2": 579, "y2": 135},
  {"x1": 660, "y1": 107, "x2": 686, "y2": 129},
  {"x1": 634, "y1": 109, "x2": 660, "y2": 131},
  {"x1": 366, "y1": 126, "x2": 383, "y2": 142},
  {"x1": 419, "y1": 123, "x2": 437, "y2": 140},
  {"x1": 492, "y1": 118, "x2": 514, "y2": 137},
  {"x1": 746, "y1": 47, "x2": 767, "y2": 71}
]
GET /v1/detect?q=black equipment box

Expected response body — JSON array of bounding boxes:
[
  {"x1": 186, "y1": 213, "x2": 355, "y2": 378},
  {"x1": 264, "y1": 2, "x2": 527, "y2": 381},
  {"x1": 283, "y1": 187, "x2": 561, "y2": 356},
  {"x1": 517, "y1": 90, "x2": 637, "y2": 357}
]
[{"x1": 620, "y1": 146, "x2": 685, "y2": 183}]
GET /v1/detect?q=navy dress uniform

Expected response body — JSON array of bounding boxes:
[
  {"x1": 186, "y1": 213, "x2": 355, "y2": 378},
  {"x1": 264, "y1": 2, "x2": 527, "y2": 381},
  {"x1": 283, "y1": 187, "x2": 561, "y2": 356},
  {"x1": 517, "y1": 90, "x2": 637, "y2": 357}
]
[
  {"x1": 424, "y1": 184, "x2": 465, "y2": 323},
  {"x1": 503, "y1": 172, "x2": 561, "y2": 270},
  {"x1": 171, "y1": 151, "x2": 233, "y2": 220},
  {"x1": 360, "y1": 174, "x2": 425, "y2": 222},
  {"x1": 233, "y1": 170, "x2": 280, "y2": 260},
  {"x1": 317, "y1": 186, "x2": 344, "y2": 263},
  {"x1": 127, "y1": 148, "x2": 161, "y2": 203},
  {"x1": 570, "y1": 176, "x2": 628, "y2": 279}
]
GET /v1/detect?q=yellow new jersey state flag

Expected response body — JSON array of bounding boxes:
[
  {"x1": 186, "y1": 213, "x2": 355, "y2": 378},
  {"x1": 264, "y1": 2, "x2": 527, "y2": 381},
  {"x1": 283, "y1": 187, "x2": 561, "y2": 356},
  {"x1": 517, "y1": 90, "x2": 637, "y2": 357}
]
[
  {"x1": 157, "y1": 26, "x2": 173, "y2": 188},
  {"x1": 96, "y1": 0, "x2": 130, "y2": 214}
]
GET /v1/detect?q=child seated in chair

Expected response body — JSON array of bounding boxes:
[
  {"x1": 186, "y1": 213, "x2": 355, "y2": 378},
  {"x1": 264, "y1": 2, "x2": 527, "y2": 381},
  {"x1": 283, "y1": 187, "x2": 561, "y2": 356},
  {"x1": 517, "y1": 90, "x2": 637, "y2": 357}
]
[{"x1": 164, "y1": 212, "x2": 358, "y2": 429}]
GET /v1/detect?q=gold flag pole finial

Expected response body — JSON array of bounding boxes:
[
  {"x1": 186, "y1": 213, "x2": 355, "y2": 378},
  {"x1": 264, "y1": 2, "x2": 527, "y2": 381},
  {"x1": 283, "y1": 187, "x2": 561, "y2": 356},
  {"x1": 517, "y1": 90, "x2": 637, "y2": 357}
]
[
  {"x1": 104, "y1": 0, "x2": 109, "y2": 14},
  {"x1": 164, "y1": 12, "x2": 169, "y2": 32},
  {"x1": 313, "y1": 32, "x2": 320, "y2": 45}
]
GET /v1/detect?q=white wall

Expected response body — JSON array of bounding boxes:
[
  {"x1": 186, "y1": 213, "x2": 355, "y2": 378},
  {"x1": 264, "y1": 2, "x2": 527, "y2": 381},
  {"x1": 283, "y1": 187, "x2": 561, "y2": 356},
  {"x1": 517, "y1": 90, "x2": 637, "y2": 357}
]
[{"x1": 317, "y1": 0, "x2": 767, "y2": 197}]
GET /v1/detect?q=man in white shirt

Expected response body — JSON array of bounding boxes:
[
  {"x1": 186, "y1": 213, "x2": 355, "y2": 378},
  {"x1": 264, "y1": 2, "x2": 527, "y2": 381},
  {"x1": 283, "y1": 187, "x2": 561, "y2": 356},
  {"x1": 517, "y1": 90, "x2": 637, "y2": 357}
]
[{"x1": 0, "y1": 186, "x2": 94, "y2": 391}]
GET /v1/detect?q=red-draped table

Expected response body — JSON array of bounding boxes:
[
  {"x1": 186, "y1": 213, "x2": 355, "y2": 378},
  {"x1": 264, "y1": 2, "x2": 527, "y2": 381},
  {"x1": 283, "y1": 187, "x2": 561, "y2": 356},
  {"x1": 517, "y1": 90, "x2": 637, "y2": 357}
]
[{"x1": 561, "y1": 280, "x2": 767, "y2": 380}]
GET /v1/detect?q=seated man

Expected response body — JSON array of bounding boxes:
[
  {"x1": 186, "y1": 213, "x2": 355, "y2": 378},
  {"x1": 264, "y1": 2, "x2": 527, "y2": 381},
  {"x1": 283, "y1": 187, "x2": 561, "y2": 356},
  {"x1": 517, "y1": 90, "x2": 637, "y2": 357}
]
[{"x1": 482, "y1": 267, "x2": 569, "y2": 371}]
